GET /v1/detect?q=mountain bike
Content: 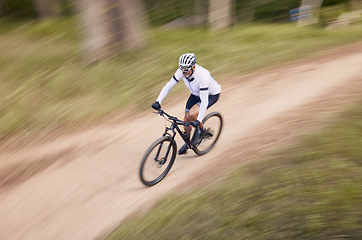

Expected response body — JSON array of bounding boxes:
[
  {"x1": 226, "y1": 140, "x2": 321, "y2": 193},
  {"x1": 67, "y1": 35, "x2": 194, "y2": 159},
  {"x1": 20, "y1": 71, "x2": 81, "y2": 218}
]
[{"x1": 139, "y1": 109, "x2": 223, "y2": 187}]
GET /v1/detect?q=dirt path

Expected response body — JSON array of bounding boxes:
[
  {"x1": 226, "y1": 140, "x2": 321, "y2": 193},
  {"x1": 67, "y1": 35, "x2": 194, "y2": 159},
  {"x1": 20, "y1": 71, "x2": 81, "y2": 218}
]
[{"x1": 0, "y1": 43, "x2": 362, "y2": 240}]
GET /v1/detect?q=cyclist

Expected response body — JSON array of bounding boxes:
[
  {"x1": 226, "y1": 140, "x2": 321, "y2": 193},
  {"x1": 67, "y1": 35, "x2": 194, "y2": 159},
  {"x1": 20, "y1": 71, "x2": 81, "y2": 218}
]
[{"x1": 152, "y1": 53, "x2": 221, "y2": 155}]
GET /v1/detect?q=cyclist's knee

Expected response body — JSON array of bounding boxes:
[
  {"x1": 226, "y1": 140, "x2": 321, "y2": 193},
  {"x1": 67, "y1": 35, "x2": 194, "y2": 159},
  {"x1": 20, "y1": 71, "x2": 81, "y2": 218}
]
[
  {"x1": 188, "y1": 106, "x2": 198, "y2": 120},
  {"x1": 184, "y1": 113, "x2": 192, "y2": 122},
  {"x1": 185, "y1": 113, "x2": 197, "y2": 122}
]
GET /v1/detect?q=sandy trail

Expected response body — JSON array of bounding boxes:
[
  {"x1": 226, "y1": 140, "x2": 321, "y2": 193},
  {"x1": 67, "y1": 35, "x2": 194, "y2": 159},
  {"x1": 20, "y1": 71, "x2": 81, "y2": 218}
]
[{"x1": 0, "y1": 43, "x2": 362, "y2": 240}]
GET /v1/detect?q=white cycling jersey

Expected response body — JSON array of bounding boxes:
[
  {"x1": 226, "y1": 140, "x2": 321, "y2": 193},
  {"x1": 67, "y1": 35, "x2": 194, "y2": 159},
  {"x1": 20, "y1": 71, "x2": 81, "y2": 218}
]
[{"x1": 156, "y1": 64, "x2": 221, "y2": 122}]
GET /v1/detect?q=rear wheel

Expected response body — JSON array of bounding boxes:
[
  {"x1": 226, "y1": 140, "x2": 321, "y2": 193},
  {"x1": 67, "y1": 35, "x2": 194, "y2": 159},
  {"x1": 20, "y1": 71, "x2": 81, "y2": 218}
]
[
  {"x1": 193, "y1": 112, "x2": 223, "y2": 156},
  {"x1": 139, "y1": 136, "x2": 177, "y2": 187}
]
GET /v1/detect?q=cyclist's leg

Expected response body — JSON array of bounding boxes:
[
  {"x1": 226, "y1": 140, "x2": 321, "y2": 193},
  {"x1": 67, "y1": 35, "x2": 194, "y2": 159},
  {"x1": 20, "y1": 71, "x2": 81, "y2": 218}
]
[
  {"x1": 185, "y1": 93, "x2": 220, "y2": 126},
  {"x1": 180, "y1": 94, "x2": 220, "y2": 154},
  {"x1": 189, "y1": 94, "x2": 220, "y2": 145},
  {"x1": 179, "y1": 95, "x2": 199, "y2": 155},
  {"x1": 207, "y1": 94, "x2": 220, "y2": 109},
  {"x1": 185, "y1": 105, "x2": 199, "y2": 122},
  {"x1": 184, "y1": 94, "x2": 200, "y2": 134}
]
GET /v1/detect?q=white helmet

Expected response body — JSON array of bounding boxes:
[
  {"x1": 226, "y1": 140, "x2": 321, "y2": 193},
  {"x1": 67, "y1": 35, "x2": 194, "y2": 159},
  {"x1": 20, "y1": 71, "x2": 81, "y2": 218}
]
[{"x1": 178, "y1": 53, "x2": 196, "y2": 71}]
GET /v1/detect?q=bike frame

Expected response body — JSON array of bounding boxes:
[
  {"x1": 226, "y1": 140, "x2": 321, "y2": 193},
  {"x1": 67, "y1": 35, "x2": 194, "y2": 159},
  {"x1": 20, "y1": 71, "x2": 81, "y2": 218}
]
[
  {"x1": 152, "y1": 109, "x2": 201, "y2": 164},
  {"x1": 151, "y1": 110, "x2": 190, "y2": 164},
  {"x1": 158, "y1": 110, "x2": 193, "y2": 149}
]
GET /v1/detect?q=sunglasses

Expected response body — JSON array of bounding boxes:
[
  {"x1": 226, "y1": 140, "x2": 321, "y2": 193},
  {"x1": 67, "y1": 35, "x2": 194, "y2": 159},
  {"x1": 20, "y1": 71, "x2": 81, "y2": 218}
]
[{"x1": 180, "y1": 66, "x2": 192, "y2": 72}]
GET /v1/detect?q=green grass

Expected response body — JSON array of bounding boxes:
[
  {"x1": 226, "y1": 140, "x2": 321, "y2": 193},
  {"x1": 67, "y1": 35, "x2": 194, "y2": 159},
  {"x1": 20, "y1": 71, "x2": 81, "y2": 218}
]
[
  {"x1": 2, "y1": 19, "x2": 362, "y2": 139},
  {"x1": 106, "y1": 100, "x2": 362, "y2": 240}
]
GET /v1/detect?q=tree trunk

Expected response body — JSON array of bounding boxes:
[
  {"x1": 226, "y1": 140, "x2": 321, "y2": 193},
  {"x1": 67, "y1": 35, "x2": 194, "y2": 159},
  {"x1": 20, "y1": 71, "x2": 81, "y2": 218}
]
[
  {"x1": 34, "y1": 0, "x2": 59, "y2": 19},
  {"x1": 77, "y1": 0, "x2": 115, "y2": 62},
  {"x1": 118, "y1": 0, "x2": 148, "y2": 49},
  {"x1": 297, "y1": 0, "x2": 324, "y2": 27},
  {"x1": 208, "y1": 0, "x2": 233, "y2": 30},
  {"x1": 77, "y1": 0, "x2": 148, "y2": 63}
]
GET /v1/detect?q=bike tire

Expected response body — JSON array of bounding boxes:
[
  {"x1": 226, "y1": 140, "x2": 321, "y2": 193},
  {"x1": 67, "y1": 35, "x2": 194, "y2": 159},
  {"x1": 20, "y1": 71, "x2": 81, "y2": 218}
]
[
  {"x1": 139, "y1": 136, "x2": 177, "y2": 187},
  {"x1": 193, "y1": 112, "x2": 223, "y2": 156}
]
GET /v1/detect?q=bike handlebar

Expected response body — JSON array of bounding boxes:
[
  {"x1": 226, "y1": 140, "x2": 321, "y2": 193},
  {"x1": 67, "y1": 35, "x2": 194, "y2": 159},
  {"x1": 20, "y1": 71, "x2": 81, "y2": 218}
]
[{"x1": 156, "y1": 109, "x2": 189, "y2": 126}]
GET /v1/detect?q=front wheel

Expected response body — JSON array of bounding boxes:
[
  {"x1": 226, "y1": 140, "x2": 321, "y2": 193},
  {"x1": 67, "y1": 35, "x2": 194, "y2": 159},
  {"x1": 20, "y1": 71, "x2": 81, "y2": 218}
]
[
  {"x1": 139, "y1": 136, "x2": 177, "y2": 187},
  {"x1": 193, "y1": 112, "x2": 223, "y2": 156}
]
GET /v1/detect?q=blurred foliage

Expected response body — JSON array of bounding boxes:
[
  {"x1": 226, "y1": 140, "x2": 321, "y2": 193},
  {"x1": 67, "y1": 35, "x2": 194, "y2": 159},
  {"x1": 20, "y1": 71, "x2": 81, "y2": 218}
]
[
  {"x1": 146, "y1": 0, "x2": 352, "y2": 25},
  {"x1": 145, "y1": 0, "x2": 186, "y2": 26},
  {"x1": 106, "y1": 99, "x2": 362, "y2": 240},
  {"x1": 2, "y1": 19, "x2": 362, "y2": 140},
  {"x1": 320, "y1": 4, "x2": 349, "y2": 25},
  {"x1": 1, "y1": 0, "x2": 74, "y2": 19},
  {"x1": 323, "y1": 0, "x2": 349, "y2": 6},
  {"x1": 0, "y1": 0, "x2": 355, "y2": 24},
  {"x1": 1, "y1": 0, "x2": 36, "y2": 18},
  {"x1": 253, "y1": 0, "x2": 300, "y2": 22}
]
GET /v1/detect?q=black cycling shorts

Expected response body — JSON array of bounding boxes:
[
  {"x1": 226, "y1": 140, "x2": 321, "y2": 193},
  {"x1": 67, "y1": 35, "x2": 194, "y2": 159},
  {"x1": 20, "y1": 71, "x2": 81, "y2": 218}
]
[{"x1": 185, "y1": 93, "x2": 220, "y2": 112}]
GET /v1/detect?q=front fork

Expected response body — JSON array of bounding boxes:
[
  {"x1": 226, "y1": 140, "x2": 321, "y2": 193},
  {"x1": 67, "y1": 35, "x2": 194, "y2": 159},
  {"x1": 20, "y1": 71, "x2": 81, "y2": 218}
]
[{"x1": 154, "y1": 124, "x2": 177, "y2": 164}]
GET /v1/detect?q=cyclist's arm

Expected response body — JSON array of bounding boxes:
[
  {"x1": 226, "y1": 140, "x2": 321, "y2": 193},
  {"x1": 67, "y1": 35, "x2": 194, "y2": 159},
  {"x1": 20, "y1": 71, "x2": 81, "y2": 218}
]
[
  {"x1": 156, "y1": 75, "x2": 180, "y2": 104},
  {"x1": 197, "y1": 87, "x2": 209, "y2": 122}
]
